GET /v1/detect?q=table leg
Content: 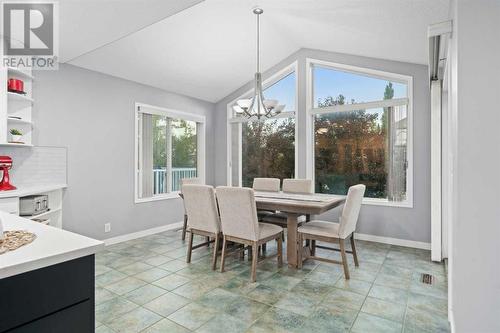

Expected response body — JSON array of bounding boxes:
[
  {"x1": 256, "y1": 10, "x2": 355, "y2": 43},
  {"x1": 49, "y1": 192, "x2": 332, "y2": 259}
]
[{"x1": 286, "y1": 213, "x2": 299, "y2": 268}]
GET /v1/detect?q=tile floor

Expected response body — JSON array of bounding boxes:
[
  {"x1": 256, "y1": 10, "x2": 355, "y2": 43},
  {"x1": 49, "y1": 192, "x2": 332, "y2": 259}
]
[{"x1": 94, "y1": 230, "x2": 450, "y2": 333}]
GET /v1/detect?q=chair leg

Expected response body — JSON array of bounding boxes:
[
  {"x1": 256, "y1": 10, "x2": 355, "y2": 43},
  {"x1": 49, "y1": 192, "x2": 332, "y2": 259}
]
[
  {"x1": 211, "y1": 234, "x2": 219, "y2": 271},
  {"x1": 339, "y1": 239, "x2": 350, "y2": 279},
  {"x1": 277, "y1": 237, "x2": 283, "y2": 267},
  {"x1": 350, "y1": 234, "x2": 359, "y2": 267},
  {"x1": 186, "y1": 231, "x2": 194, "y2": 263},
  {"x1": 251, "y1": 242, "x2": 258, "y2": 282},
  {"x1": 297, "y1": 233, "x2": 303, "y2": 269},
  {"x1": 248, "y1": 246, "x2": 252, "y2": 262},
  {"x1": 311, "y1": 240, "x2": 316, "y2": 256},
  {"x1": 182, "y1": 214, "x2": 188, "y2": 241},
  {"x1": 206, "y1": 236, "x2": 210, "y2": 247},
  {"x1": 220, "y1": 236, "x2": 227, "y2": 273},
  {"x1": 262, "y1": 243, "x2": 267, "y2": 255}
]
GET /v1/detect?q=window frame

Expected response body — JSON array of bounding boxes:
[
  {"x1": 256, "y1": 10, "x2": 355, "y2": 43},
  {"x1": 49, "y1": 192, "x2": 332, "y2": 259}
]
[
  {"x1": 305, "y1": 58, "x2": 414, "y2": 208},
  {"x1": 226, "y1": 61, "x2": 299, "y2": 187},
  {"x1": 134, "y1": 102, "x2": 206, "y2": 203}
]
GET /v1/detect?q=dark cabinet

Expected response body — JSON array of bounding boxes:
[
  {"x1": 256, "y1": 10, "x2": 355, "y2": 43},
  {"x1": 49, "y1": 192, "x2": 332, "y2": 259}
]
[{"x1": 0, "y1": 255, "x2": 95, "y2": 333}]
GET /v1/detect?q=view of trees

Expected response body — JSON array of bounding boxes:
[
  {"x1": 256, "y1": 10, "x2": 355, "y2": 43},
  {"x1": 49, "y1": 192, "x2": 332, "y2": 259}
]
[
  {"x1": 241, "y1": 118, "x2": 295, "y2": 188},
  {"x1": 314, "y1": 82, "x2": 397, "y2": 198},
  {"x1": 152, "y1": 117, "x2": 197, "y2": 169}
]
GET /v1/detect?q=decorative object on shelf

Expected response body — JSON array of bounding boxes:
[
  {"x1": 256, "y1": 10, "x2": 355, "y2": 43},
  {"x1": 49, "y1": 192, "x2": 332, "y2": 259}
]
[
  {"x1": 0, "y1": 230, "x2": 36, "y2": 254},
  {"x1": 7, "y1": 78, "x2": 25, "y2": 95},
  {"x1": 0, "y1": 156, "x2": 16, "y2": 191},
  {"x1": 20, "y1": 195, "x2": 49, "y2": 216},
  {"x1": 233, "y1": 8, "x2": 285, "y2": 119},
  {"x1": 9, "y1": 129, "x2": 23, "y2": 143}
]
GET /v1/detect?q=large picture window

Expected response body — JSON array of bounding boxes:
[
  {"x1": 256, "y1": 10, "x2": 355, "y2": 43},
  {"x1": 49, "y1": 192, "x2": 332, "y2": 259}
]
[
  {"x1": 309, "y1": 61, "x2": 412, "y2": 206},
  {"x1": 135, "y1": 104, "x2": 205, "y2": 202},
  {"x1": 229, "y1": 66, "x2": 297, "y2": 187}
]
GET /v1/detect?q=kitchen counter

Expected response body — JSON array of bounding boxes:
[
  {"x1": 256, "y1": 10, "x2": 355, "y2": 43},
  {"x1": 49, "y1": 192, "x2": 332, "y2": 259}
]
[
  {"x1": 0, "y1": 211, "x2": 103, "y2": 279},
  {"x1": 0, "y1": 212, "x2": 103, "y2": 332},
  {"x1": 0, "y1": 183, "x2": 67, "y2": 199}
]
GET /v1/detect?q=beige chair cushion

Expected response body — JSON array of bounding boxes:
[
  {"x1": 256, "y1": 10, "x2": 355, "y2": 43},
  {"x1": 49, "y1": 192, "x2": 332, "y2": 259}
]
[
  {"x1": 182, "y1": 184, "x2": 221, "y2": 234},
  {"x1": 298, "y1": 220, "x2": 340, "y2": 238},
  {"x1": 253, "y1": 178, "x2": 280, "y2": 192},
  {"x1": 282, "y1": 179, "x2": 313, "y2": 194},
  {"x1": 258, "y1": 223, "x2": 283, "y2": 240}
]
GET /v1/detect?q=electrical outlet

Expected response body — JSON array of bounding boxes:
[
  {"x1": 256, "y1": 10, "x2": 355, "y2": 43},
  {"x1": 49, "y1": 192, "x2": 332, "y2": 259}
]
[{"x1": 104, "y1": 223, "x2": 111, "y2": 233}]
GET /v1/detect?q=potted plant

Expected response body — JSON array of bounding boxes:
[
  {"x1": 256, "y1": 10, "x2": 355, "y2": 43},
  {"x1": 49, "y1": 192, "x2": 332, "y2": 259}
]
[{"x1": 10, "y1": 128, "x2": 23, "y2": 142}]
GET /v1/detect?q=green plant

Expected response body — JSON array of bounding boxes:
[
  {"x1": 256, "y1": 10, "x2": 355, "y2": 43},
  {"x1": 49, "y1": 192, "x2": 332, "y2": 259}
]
[{"x1": 10, "y1": 129, "x2": 22, "y2": 136}]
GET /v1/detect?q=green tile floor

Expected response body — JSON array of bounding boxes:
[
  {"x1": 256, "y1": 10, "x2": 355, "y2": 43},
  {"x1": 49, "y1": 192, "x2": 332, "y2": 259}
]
[{"x1": 94, "y1": 230, "x2": 450, "y2": 333}]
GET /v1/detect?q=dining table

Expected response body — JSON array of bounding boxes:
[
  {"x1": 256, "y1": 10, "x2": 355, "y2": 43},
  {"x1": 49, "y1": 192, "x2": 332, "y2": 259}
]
[{"x1": 254, "y1": 191, "x2": 346, "y2": 268}]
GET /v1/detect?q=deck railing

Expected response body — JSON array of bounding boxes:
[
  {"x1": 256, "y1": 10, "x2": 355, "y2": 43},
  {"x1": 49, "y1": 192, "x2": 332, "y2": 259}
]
[{"x1": 153, "y1": 167, "x2": 197, "y2": 194}]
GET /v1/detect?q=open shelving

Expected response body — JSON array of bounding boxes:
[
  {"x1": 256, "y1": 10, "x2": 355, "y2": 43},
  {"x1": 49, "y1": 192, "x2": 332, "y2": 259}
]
[{"x1": 0, "y1": 67, "x2": 34, "y2": 147}]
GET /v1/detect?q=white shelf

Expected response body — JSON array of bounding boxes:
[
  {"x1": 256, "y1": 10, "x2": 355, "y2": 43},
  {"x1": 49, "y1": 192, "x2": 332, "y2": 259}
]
[
  {"x1": 7, "y1": 117, "x2": 32, "y2": 126},
  {"x1": 28, "y1": 207, "x2": 62, "y2": 220},
  {"x1": 0, "y1": 142, "x2": 34, "y2": 147},
  {"x1": 7, "y1": 67, "x2": 35, "y2": 80},
  {"x1": 8, "y1": 92, "x2": 34, "y2": 104}
]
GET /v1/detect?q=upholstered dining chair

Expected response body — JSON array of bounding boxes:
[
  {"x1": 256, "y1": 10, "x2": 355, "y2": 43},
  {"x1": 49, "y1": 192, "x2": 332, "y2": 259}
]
[
  {"x1": 261, "y1": 178, "x2": 313, "y2": 226},
  {"x1": 182, "y1": 184, "x2": 222, "y2": 270},
  {"x1": 297, "y1": 184, "x2": 366, "y2": 279},
  {"x1": 252, "y1": 177, "x2": 280, "y2": 192},
  {"x1": 216, "y1": 186, "x2": 283, "y2": 282},
  {"x1": 252, "y1": 177, "x2": 280, "y2": 222},
  {"x1": 180, "y1": 177, "x2": 202, "y2": 241}
]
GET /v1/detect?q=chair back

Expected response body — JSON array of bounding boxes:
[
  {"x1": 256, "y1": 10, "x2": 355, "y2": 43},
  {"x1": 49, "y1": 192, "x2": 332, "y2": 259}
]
[
  {"x1": 252, "y1": 178, "x2": 280, "y2": 192},
  {"x1": 339, "y1": 184, "x2": 366, "y2": 238},
  {"x1": 216, "y1": 186, "x2": 260, "y2": 241},
  {"x1": 180, "y1": 177, "x2": 202, "y2": 191},
  {"x1": 282, "y1": 179, "x2": 313, "y2": 194},
  {"x1": 182, "y1": 184, "x2": 220, "y2": 234}
]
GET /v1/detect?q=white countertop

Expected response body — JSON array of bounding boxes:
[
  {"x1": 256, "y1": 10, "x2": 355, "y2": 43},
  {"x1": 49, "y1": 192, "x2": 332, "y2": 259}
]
[
  {"x1": 0, "y1": 211, "x2": 104, "y2": 279},
  {"x1": 0, "y1": 183, "x2": 68, "y2": 199}
]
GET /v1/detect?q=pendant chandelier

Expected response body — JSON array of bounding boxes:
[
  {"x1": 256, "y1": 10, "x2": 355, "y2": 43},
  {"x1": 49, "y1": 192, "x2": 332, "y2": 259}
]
[{"x1": 233, "y1": 8, "x2": 285, "y2": 119}]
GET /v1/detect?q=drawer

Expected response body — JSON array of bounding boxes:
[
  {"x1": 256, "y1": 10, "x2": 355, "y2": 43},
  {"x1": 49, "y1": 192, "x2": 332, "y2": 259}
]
[
  {"x1": 0, "y1": 255, "x2": 95, "y2": 332},
  {"x1": 0, "y1": 197, "x2": 19, "y2": 214}
]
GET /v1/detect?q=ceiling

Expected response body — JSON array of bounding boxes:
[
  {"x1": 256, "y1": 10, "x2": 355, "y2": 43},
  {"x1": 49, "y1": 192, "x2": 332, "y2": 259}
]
[{"x1": 62, "y1": 0, "x2": 450, "y2": 102}]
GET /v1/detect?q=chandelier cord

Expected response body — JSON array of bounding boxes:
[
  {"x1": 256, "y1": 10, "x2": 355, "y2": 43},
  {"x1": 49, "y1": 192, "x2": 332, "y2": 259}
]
[{"x1": 256, "y1": 11, "x2": 260, "y2": 73}]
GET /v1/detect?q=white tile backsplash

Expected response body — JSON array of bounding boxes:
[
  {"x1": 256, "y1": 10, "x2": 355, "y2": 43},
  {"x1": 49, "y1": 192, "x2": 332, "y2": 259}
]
[{"x1": 0, "y1": 146, "x2": 67, "y2": 186}]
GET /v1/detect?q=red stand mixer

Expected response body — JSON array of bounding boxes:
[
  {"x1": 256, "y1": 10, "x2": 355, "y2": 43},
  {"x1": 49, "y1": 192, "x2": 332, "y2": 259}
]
[{"x1": 0, "y1": 156, "x2": 16, "y2": 191}]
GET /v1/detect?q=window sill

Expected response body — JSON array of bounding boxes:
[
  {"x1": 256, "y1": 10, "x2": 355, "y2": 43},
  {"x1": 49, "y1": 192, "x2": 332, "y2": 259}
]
[
  {"x1": 134, "y1": 192, "x2": 181, "y2": 204},
  {"x1": 362, "y1": 198, "x2": 413, "y2": 208}
]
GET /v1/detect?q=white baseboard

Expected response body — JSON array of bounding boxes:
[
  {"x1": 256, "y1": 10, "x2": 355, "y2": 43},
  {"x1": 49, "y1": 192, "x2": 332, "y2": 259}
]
[
  {"x1": 102, "y1": 222, "x2": 430, "y2": 250},
  {"x1": 449, "y1": 308, "x2": 455, "y2": 333},
  {"x1": 355, "y1": 232, "x2": 431, "y2": 250},
  {"x1": 104, "y1": 221, "x2": 183, "y2": 246}
]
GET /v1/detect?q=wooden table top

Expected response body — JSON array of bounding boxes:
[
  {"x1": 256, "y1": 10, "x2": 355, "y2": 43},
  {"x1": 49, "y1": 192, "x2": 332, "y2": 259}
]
[{"x1": 254, "y1": 191, "x2": 346, "y2": 215}]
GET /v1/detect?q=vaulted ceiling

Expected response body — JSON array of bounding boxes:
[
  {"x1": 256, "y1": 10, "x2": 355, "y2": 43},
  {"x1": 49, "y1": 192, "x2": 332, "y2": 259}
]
[{"x1": 61, "y1": 0, "x2": 450, "y2": 102}]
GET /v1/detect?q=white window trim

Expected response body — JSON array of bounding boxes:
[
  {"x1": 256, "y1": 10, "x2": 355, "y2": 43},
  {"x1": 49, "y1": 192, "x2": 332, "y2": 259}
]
[
  {"x1": 305, "y1": 58, "x2": 414, "y2": 208},
  {"x1": 226, "y1": 61, "x2": 299, "y2": 186},
  {"x1": 134, "y1": 102, "x2": 206, "y2": 203}
]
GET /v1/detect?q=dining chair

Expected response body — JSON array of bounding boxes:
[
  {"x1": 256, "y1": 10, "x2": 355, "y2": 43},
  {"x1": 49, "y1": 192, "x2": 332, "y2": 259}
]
[
  {"x1": 216, "y1": 186, "x2": 283, "y2": 282},
  {"x1": 252, "y1": 177, "x2": 280, "y2": 192},
  {"x1": 182, "y1": 184, "x2": 222, "y2": 270},
  {"x1": 282, "y1": 178, "x2": 313, "y2": 194},
  {"x1": 252, "y1": 177, "x2": 281, "y2": 223},
  {"x1": 180, "y1": 177, "x2": 202, "y2": 241},
  {"x1": 297, "y1": 184, "x2": 366, "y2": 279},
  {"x1": 261, "y1": 178, "x2": 313, "y2": 225}
]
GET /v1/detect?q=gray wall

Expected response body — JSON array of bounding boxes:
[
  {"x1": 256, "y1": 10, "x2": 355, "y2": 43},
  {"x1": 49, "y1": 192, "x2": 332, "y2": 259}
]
[
  {"x1": 33, "y1": 64, "x2": 215, "y2": 240},
  {"x1": 215, "y1": 48, "x2": 431, "y2": 243},
  {"x1": 449, "y1": 0, "x2": 500, "y2": 331}
]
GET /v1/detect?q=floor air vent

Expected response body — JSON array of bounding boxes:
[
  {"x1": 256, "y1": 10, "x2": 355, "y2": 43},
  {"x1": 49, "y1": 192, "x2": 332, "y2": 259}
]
[{"x1": 421, "y1": 273, "x2": 434, "y2": 285}]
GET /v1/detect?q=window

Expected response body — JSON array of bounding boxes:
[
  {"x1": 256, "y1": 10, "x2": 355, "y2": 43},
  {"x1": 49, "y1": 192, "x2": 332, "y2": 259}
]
[
  {"x1": 135, "y1": 104, "x2": 205, "y2": 202},
  {"x1": 229, "y1": 65, "x2": 297, "y2": 187},
  {"x1": 309, "y1": 61, "x2": 412, "y2": 206}
]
